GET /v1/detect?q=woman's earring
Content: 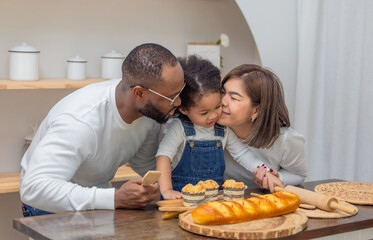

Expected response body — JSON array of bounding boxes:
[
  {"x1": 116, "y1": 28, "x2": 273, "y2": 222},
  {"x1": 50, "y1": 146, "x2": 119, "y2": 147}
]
[{"x1": 251, "y1": 117, "x2": 256, "y2": 122}]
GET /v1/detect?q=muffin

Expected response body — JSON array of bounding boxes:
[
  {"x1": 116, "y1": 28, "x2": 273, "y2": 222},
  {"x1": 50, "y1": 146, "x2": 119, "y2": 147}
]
[
  {"x1": 222, "y1": 179, "x2": 245, "y2": 201},
  {"x1": 197, "y1": 180, "x2": 219, "y2": 201},
  {"x1": 181, "y1": 184, "x2": 206, "y2": 207}
]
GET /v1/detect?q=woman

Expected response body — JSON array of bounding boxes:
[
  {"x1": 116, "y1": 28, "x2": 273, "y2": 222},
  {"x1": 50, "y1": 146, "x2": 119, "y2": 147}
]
[{"x1": 218, "y1": 64, "x2": 307, "y2": 192}]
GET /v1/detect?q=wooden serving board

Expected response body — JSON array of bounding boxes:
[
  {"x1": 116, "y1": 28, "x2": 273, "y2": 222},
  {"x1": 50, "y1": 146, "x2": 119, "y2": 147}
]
[{"x1": 179, "y1": 211, "x2": 308, "y2": 239}]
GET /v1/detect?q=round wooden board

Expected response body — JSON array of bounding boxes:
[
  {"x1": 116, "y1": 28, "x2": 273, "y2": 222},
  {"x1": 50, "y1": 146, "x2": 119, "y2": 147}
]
[
  {"x1": 314, "y1": 182, "x2": 373, "y2": 205},
  {"x1": 178, "y1": 211, "x2": 308, "y2": 239},
  {"x1": 297, "y1": 201, "x2": 358, "y2": 218}
]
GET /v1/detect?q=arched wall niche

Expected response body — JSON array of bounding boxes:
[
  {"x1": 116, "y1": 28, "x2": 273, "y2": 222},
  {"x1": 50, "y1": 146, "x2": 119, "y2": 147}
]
[{"x1": 236, "y1": 0, "x2": 298, "y2": 119}]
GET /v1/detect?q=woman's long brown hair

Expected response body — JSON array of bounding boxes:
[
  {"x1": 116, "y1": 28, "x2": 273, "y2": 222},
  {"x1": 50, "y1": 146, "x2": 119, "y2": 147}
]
[{"x1": 221, "y1": 64, "x2": 290, "y2": 148}]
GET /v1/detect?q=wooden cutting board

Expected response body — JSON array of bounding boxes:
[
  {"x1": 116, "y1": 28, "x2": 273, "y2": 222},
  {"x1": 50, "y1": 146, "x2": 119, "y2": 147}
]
[{"x1": 179, "y1": 211, "x2": 308, "y2": 239}]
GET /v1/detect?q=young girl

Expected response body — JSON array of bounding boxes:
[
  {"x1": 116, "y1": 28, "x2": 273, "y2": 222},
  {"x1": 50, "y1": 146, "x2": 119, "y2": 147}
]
[{"x1": 156, "y1": 56, "x2": 277, "y2": 200}]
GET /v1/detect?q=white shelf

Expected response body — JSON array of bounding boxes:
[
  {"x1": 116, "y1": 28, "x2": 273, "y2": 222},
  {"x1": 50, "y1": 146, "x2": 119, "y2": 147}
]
[
  {"x1": 0, "y1": 78, "x2": 106, "y2": 90},
  {"x1": 0, "y1": 165, "x2": 139, "y2": 194}
]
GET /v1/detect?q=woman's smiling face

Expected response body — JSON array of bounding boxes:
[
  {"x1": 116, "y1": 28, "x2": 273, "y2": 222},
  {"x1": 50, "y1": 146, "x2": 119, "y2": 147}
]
[{"x1": 218, "y1": 77, "x2": 256, "y2": 128}]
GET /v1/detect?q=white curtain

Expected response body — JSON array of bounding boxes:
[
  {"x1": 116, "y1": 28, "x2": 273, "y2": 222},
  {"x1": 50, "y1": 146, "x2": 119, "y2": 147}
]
[{"x1": 294, "y1": 0, "x2": 373, "y2": 182}]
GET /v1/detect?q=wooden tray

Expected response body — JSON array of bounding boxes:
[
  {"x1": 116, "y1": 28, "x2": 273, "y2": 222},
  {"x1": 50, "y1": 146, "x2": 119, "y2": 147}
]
[
  {"x1": 178, "y1": 211, "x2": 308, "y2": 239},
  {"x1": 314, "y1": 182, "x2": 373, "y2": 205},
  {"x1": 297, "y1": 201, "x2": 358, "y2": 218}
]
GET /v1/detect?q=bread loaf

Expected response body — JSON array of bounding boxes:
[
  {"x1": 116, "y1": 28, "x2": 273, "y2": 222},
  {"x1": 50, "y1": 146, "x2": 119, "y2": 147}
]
[{"x1": 191, "y1": 191, "x2": 300, "y2": 225}]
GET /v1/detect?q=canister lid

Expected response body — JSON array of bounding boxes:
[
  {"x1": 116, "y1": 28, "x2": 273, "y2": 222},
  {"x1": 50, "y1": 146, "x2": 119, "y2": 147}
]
[
  {"x1": 8, "y1": 42, "x2": 40, "y2": 53},
  {"x1": 24, "y1": 124, "x2": 38, "y2": 142},
  {"x1": 24, "y1": 134, "x2": 33, "y2": 142},
  {"x1": 101, "y1": 50, "x2": 124, "y2": 59},
  {"x1": 67, "y1": 55, "x2": 87, "y2": 63}
]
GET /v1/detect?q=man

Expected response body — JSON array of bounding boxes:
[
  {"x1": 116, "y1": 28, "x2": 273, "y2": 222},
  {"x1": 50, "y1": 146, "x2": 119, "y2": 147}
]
[{"x1": 20, "y1": 43, "x2": 185, "y2": 215}]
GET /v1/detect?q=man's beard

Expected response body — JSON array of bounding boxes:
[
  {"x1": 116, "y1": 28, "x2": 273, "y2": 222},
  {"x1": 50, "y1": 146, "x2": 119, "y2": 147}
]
[{"x1": 138, "y1": 101, "x2": 175, "y2": 124}]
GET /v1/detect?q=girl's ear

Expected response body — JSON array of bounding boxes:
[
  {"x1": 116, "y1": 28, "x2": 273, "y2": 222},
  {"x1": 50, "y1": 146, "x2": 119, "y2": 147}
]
[{"x1": 178, "y1": 107, "x2": 188, "y2": 116}]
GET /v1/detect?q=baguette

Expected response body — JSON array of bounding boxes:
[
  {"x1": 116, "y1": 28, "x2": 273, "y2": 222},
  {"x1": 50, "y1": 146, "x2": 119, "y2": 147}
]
[{"x1": 191, "y1": 191, "x2": 300, "y2": 225}]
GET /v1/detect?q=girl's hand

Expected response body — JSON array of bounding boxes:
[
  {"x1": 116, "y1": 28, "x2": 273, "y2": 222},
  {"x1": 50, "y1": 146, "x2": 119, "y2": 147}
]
[{"x1": 162, "y1": 190, "x2": 182, "y2": 200}]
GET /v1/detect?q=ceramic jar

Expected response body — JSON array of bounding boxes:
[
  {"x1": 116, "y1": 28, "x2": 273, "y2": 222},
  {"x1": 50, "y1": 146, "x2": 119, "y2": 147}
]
[
  {"x1": 23, "y1": 131, "x2": 33, "y2": 155},
  {"x1": 23, "y1": 124, "x2": 38, "y2": 155},
  {"x1": 101, "y1": 50, "x2": 124, "y2": 79},
  {"x1": 67, "y1": 56, "x2": 87, "y2": 80},
  {"x1": 8, "y1": 42, "x2": 40, "y2": 81}
]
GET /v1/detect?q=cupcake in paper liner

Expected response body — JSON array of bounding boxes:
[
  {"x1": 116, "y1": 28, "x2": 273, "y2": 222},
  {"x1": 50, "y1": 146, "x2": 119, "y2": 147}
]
[
  {"x1": 222, "y1": 179, "x2": 245, "y2": 201},
  {"x1": 197, "y1": 180, "x2": 219, "y2": 201},
  {"x1": 181, "y1": 184, "x2": 206, "y2": 207}
]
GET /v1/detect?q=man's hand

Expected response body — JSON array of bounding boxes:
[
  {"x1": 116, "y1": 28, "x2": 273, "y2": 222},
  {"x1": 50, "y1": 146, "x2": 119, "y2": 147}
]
[
  {"x1": 114, "y1": 178, "x2": 160, "y2": 209},
  {"x1": 162, "y1": 189, "x2": 182, "y2": 200}
]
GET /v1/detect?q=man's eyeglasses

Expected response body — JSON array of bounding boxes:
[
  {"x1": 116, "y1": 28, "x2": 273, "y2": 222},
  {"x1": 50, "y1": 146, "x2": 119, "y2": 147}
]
[{"x1": 130, "y1": 82, "x2": 186, "y2": 106}]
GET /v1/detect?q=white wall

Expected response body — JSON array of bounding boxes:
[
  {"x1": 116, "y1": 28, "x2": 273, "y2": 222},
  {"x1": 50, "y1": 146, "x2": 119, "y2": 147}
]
[
  {"x1": 0, "y1": 193, "x2": 28, "y2": 240},
  {"x1": 236, "y1": 0, "x2": 298, "y2": 121},
  {"x1": 0, "y1": 0, "x2": 259, "y2": 239},
  {"x1": 0, "y1": 0, "x2": 260, "y2": 173}
]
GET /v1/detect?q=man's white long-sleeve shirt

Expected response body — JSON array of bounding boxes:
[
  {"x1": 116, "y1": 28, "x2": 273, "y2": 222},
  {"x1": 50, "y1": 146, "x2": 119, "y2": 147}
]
[{"x1": 20, "y1": 79, "x2": 160, "y2": 213}]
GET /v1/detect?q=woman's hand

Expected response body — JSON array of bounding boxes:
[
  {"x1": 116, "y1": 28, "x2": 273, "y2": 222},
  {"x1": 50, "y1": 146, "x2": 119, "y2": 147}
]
[
  {"x1": 162, "y1": 189, "x2": 182, "y2": 200},
  {"x1": 254, "y1": 165, "x2": 284, "y2": 192},
  {"x1": 263, "y1": 172, "x2": 284, "y2": 192},
  {"x1": 254, "y1": 165, "x2": 277, "y2": 185}
]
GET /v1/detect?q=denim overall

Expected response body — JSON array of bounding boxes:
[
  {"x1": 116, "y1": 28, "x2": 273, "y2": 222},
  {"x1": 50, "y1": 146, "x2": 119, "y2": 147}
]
[
  {"x1": 171, "y1": 115, "x2": 226, "y2": 192},
  {"x1": 21, "y1": 203, "x2": 54, "y2": 217}
]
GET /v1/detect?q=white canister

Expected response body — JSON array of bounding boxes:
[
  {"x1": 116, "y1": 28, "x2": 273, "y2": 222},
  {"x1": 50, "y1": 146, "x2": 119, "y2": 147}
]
[
  {"x1": 101, "y1": 50, "x2": 124, "y2": 79},
  {"x1": 23, "y1": 124, "x2": 38, "y2": 155},
  {"x1": 8, "y1": 42, "x2": 40, "y2": 81},
  {"x1": 67, "y1": 56, "x2": 87, "y2": 80}
]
